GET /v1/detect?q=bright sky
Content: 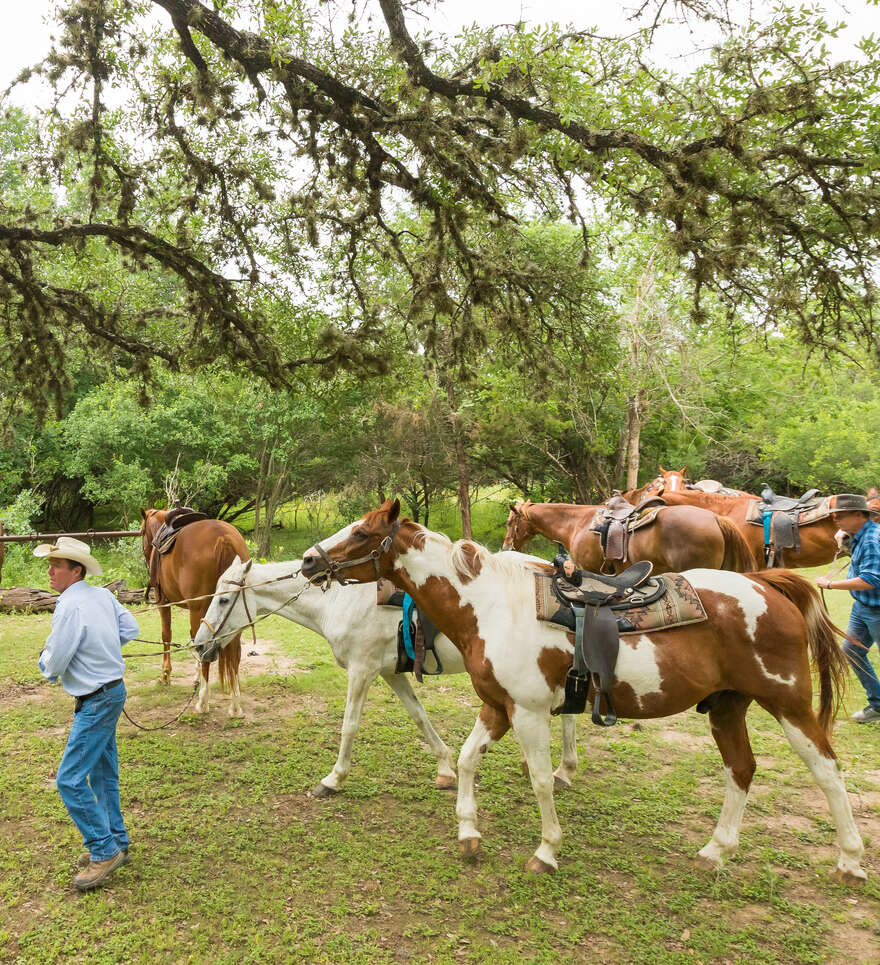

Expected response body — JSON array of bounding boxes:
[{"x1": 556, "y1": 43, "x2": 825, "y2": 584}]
[{"x1": 3, "y1": 0, "x2": 879, "y2": 107}]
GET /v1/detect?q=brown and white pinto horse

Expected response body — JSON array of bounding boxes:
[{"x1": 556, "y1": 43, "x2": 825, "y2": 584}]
[
  {"x1": 643, "y1": 468, "x2": 842, "y2": 568},
  {"x1": 140, "y1": 509, "x2": 249, "y2": 716},
  {"x1": 502, "y1": 500, "x2": 756, "y2": 573},
  {"x1": 301, "y1": 499, "x2": 865, "y2": 882}
]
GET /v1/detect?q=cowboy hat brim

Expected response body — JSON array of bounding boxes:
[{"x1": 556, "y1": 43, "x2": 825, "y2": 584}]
[{"x1": 33, "y1": 541, "x2": 103, "y2": 576}]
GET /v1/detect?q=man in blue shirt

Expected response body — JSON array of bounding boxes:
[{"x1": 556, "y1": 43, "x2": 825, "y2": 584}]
[
  {"x1": 35, "y1": 537, "x2": 139, "y2": 891},
  {"x1": 816, "y1": 494, "x2": 880, "y2": 723}
]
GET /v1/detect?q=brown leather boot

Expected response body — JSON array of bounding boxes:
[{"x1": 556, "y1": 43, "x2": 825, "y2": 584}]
[
  {"x1": 77, "y1": 848, "x2": 129, "y2": 869},
  {"x1": 74, "y1": 851, "x2": 126, "y2": 891}
]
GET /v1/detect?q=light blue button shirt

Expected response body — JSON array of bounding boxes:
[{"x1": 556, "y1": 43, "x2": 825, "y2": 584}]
[{"x1": 39, "y1": 580, "x2": 140, "y2": 697}]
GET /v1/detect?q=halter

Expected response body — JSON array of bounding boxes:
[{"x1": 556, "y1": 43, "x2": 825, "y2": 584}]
[
  {"x1": 312, "y1": 520, "x2": 400, "y2": 585},
  {"x1": 503, "y1": 510, "x2": 533, "y2": 551}
]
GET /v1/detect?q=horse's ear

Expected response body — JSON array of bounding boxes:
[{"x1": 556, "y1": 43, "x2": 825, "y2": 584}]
[
  {"x1": 508, "y1": 502, "x2": 519, "y2": 514},
  {"x1": 680, "y1": 466, "x2": 688, "y2": 476},
  {"x1": 388, "y1": 498, "x2": 401, "y2": 523},
  {"x1": 659, "y1": 465, "x2": 666, "y2": 474},
  {"x1": 243, "y1": 558, "x2": 253, "y2": 573},
  {"x1": 140, "y1": 508, "x2": 148, "y2": 520}
]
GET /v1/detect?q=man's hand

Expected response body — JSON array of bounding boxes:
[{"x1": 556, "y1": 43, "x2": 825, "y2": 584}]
[{"x1": 563, "y1": 560, "x2": 576, "y2": 578}]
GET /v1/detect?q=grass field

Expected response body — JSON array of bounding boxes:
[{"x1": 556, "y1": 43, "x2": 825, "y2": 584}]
[{"x1": 1, "y1": 505, "x2": 879, "y2": 963}]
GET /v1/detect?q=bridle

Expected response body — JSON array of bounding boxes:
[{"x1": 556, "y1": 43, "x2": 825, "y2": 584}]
[
  {"x1": 311, "y1": 520, "x2": 400, "y2": 585},
  {"x1": 199, "y1": 575, "x2": 256, "y2": 644},
  {"x1": 503, "y1": 511, "x2": 533, "y2": 551}
]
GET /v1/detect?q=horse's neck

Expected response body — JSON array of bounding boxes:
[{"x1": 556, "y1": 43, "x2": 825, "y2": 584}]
[
  {"x1": 526, "y1": 504, "x2": 596, "y2": 545},
  {"x1": 255, "y1": 562, "x2": 371, "y2": 637}
]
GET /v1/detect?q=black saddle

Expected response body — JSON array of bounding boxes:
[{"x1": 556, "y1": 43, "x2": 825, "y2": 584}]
[
  {"x1": 550, "y1": 559, "x2": 664, "y2": 727},
  {"x1": 553, "y1": 561, "x2": 654, "y2": 606},
  {"x1": 759, "y1": 486, "x2": 819, "y2": 514}
]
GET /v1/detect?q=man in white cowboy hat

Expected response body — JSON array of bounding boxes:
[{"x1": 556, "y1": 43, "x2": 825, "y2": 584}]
[
  {"x1": 34, "y1": 536, "x2": 139, "y2": 891},
  {"x1": 816, "y1": 494, "x2": 880, "y2": 723}
]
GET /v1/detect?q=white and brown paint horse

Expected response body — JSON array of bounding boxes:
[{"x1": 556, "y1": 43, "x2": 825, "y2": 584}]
[
  {"x1": 192, "y1": 556, "x2": 580, "y2": 796},
  {"x1": 640, "y1": 468, "x2": 841, "y2": 567},
  {"x1": 502, "y1": 499, "x2": 756, "y2": 573},
  {"x1": 300, "y1": 499, "x2": 865, "y2": 882}
]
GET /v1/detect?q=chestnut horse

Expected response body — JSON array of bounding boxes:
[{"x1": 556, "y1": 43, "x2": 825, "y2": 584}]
[
  {"x1": 300, "y1": 499, "x2": 865, "y2": 883},
  {"x1": 643, "y1": 468, "x2": 842, "y2": 568},
  {"x1": 140, "y1": 508, "x2": 249, "y2": 716},
  {"x1": 502, "y1": 500, "x2": 756, "y2": 573}
]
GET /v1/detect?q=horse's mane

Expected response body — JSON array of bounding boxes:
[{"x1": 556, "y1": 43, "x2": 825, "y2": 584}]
[{"x1": 448, "y1": 537, "x2": 545, "y2": 583}]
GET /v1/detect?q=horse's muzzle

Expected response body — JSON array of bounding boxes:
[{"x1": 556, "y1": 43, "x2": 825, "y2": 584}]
[
  {"x1": 194, "y1": 641, "x2": 220, "y2": 664},
  {"x1": 300, "y1": 553, "x2": 326, "y2": 578}
]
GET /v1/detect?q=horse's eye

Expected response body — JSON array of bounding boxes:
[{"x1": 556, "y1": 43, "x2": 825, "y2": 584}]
[
  {"x1": 218, "y1": 596, "x2": 229, "y2": 606},
  {"x1": 354, "y1": 529, "x2": 368, "y2": 540}
]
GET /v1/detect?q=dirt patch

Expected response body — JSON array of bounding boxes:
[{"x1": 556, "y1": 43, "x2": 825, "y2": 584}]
[
  {"x1": 0, "y1": 680, "x2": 55, "y2": 709},
  {"x1": 658, "y1": 728, "x2": 714, "y2": 751}
]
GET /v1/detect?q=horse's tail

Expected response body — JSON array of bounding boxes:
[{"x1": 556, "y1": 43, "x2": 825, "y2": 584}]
[
  {"x1": 754, "y1": 570, "x2": 848, "y2": 735},
  {"x1": 717, "y1": 516, "x2": 757, "y2": 572},
  {"x1": 213, "y1": 531, "x2": 249, "y2": 693}
]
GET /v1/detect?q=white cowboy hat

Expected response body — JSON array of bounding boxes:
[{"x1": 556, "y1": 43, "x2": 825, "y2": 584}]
[{"x1": 33, "y1": 536, "x2": 103, "y2": 576}]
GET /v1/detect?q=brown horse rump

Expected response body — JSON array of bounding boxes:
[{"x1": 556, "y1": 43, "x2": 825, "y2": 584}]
[{"x1": 533, "y1": 571, "x2": 706, "y2": 634}]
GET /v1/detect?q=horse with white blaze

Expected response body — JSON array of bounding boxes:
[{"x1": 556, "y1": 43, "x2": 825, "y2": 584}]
[
  {"x1": 299, "y1": 498, "x2": 865, "y2": 882},
  {"x1": 192, "y1": 556, "x2": 580, "y2": 796}
]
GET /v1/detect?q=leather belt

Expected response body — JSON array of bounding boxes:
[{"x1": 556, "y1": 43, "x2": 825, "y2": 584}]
[{"x1": 74, "y1": 678, "x2": 123, "y2": 713}]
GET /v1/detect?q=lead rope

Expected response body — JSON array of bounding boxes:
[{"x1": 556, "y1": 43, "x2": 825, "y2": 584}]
[{"x1": 819, "y1": 544, "x2": 850, "y2": 610}]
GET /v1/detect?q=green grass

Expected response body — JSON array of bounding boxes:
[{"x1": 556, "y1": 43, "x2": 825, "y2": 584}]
[{"x1": 2, "y1": 502, "x2": 879, "y2": 963}]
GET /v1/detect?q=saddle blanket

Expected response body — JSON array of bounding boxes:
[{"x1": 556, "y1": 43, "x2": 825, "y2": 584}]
[{"x1": 533, "y1": 571, "x2": 707, "y2": 634}]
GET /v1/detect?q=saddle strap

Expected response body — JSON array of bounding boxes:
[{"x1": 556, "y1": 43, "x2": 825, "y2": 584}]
[{"x1": 571, "y1": 605, "x2": 618, "y2": 726}]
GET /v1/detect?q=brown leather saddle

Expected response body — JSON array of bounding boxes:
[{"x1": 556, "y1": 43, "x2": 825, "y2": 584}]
[
  {"x1": 148, "y1": 505, "x2": 209, "y2": 597},
  {"x1": 593, "y1": 495, "x2": 667, "y2": 566}
]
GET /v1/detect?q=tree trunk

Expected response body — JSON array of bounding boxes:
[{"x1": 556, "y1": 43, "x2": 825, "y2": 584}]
[
  {"x1": 445, "y1": 378, "x2": 472, "y2": 539},
  {"x1": 625, "y1": 390, "x2": 646, "y2": 491}
]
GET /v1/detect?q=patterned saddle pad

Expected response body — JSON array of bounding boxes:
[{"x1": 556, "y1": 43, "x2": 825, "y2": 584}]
[{"x1": 534, "y1": 571, "x2": 706, "y2": 634}]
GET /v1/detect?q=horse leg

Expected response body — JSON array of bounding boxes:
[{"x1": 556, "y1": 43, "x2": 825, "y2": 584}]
[
  {"x1": 519, "y1": 715, "x2": 578, "y2": 790},
  {"x1": 194, "y1": 661, "x2": 211, "y2": 714},
  {"x1": 222, "y1": 636, "x2": 244, "y2": 719},
  {"x1": 159, "y1": 604, "x2": 172, "y2": 685},
  {"x1": 313, "y1": 666, "x2": 375, "y2": 798},
  {"x1": 511, "y1": 705, "x2": 563, "y2": 873},
  {"x1": 382, "y1": 672, "x2": 457, "y2": 790},
  {"x1": 779, "y1": 713, "x2": 865, "y2": 882},
  {"x1": 456, "y1": 703, "x2": 510, "y2": 859},
  {"x1": 553, "y1": 714, "x2": 578, "y2": 790},
  {"x1": 698, "y1": 692, "x2": 756, "y2": 868}
]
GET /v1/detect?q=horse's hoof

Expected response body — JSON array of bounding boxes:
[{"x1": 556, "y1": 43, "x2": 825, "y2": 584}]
[
  {"x1": 554, "y1": 776, "x2": 572, "y2": 792},
  {"x1": 525, "y1": 856, "x2": 556, "y2": 874},
  {"x1": 833, "y1": 867, "x2": 867, "y2": 886},
  {"x1": 435, "y1": 774, "x2": 457, "y2": 791},
  {"x1": 157, "y1": 676, "x2": 170, "y2": 687},
  {"x1": 459, "y1": 837, "x2": 481, "y2": 860},
  {"x1": 312, "y1": 783, "x2": 339, "y2": 799},
  {"x1": 520, "y1": 761, "x2": 530, "y2": 778},
  {"x1": 696, "y1": 846, "x2": 723, "y2": 870}
]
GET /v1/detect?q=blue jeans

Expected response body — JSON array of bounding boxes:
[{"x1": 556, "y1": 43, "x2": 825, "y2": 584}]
[
  {"x1": 842, "y1": 600, "x2": 880, "y2": 711},
  {"x1": 56, "y1": 682, "x2": 129, "y2": 861}
]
